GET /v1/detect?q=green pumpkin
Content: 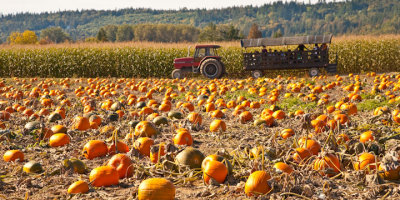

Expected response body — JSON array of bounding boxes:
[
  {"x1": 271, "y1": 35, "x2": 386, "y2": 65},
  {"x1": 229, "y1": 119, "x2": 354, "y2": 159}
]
[
  {"x1": 153, "y1": 116, "x2": 169, "y2": 126},
  {"x1": 175, "y1": 147, "x2": 205, "y2": 169},
  {"x1": 168, "y1": 111, "x2": 183, "y2": 119}
]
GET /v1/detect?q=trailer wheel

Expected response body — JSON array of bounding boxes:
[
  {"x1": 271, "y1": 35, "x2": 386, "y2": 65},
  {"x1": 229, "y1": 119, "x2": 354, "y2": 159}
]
[
  {"x1": 171, "y1": 69, "x2": 184, "y2": 79},
  {"x1": 309, "y1": 68, "x2": 320, "y2": 77},
  {"x1": 251, "y1": 70, "x2": 263, "y2": 79},
  {"x1": 200, "y1": 59, "x2": 223, "y2": 79}
]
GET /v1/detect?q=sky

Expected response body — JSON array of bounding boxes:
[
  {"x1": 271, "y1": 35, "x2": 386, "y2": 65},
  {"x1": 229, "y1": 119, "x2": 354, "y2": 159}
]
[{"x1": 0, "y1": 0, "x2": 326, "y2": 15}]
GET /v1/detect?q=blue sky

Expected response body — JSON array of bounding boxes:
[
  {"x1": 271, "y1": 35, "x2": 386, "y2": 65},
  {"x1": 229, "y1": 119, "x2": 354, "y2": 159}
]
[{"x1": 1, "y1": 0, "x2": 329, "y2": 14}]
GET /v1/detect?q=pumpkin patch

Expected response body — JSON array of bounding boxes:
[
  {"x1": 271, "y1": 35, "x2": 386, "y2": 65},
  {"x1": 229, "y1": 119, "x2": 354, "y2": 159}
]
[{"x1": 1, "y1": 74, "x2": 400, "y2": 199}]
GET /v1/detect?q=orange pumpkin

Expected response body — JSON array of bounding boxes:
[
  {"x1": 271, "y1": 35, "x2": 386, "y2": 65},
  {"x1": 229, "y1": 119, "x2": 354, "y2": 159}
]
[
  {"x1": 354, "y1": 153, "x2": 377, "y2": 171},
  {"x1": 272, "y1": 110, "x2": 285, "y2": 119},
  {"x1": 135, "y1": 121, "x2": 158, "y2": 137},
  {"x1": 49, "y1": 133, "x2": 70, "y2": 147},
  {"x1": 3, "y1": 149, "x2": 24, "y2": 162},
  {"x1": 203, "y1": 160, "x2": 228, "y2": 184},
  {"x1": 239, "y1": 111, "x2": 253, "y2": 123},
  {"x1": 67, "y1": 180, "x2": 89, "y2": 194},
  {"x1": 83, "y1": 140, "x2": 108, "y2": 160},
  {"x1": 134, "y1": 137, "x2": 154, "y2": 157},
  {"x1": 107, "y1": 154, "x2": 133, "y2": 179},
  {"x1": 173, "y1": 128, "x2": 193, "y2": 146},
  {"x1": 89, "y1": 166, "x2": 119, "y2": 187},
  {"x1": 108, "y1": 141, "x2": 130, "y2": 155},
  {"x1": 273, "y1": 162, "x2": 293, "y2": 174},
  {"x1": 73, "y1": 116, "x2": 90, "y2": 131},
  {"x1": 360, "y1": 131, "x2": 374, "y2": 143},
  {"x1": 280, "y1": 129, "x2": 294, "y2": 139},
  {"x1": 209, "y1": 119, "x2": 227, "y2": 132},
  {"x1": 293, "y1": 147, "x2": 312, "y2": 163},
  {"x1": 138, "y1": 178, "x2": 175, "y2": 200},
  {"x1": 245, "y1": 171, "x2": 272, "y2": 196},
  {"x1": 313, "y1": 153, "x2": 341, "y2": 177},
  {"x1": 187, "y1": 112, "x2": 202, "y2": 125},
  {"x1": 150, "y1": 143, "x2": 166, "y2": 164},
  {"x1": 0, "y1": 111, "x2": 11, "y2": 121}
]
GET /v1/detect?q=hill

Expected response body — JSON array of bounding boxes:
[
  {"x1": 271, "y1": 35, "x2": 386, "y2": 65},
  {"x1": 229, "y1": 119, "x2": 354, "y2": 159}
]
[{"x1": 0, "y1": 0, "x2": 399, "y2": 43}]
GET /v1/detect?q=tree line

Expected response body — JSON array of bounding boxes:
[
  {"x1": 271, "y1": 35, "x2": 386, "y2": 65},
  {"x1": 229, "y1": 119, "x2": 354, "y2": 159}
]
[
  {"x1": 1, "y1": 0, "x2": 399, "y2": 43},
  {"x1": 5, "y1": 23, "x2": 244, "y2": 44}
]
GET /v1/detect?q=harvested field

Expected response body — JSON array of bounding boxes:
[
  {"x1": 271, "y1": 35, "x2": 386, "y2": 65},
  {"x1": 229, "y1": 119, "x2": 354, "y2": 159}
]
[{"x1": 1, "y1": 73, "x2": 400, "y2": 199}]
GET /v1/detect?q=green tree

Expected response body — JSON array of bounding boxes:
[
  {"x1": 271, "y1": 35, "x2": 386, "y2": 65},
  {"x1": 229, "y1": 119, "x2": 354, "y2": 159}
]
[
  {"x1": 248, "y1": 23, "x2": 262, "y2": 39},
  {"x1": 116, "y1": 25, "x2": 134, "y2": 42},
  {"x1": 85, "y1": 37, "x2": 99, "y2": 43},
  {"x1": 40, "y1": 27, "x2": 70, "y2": 43},
  {"x1": 104, "y1": 25, "x2": 118, "y2": 42},
  {"x1": 97, "y1": 28, "x2": 108, "y2": 42}
]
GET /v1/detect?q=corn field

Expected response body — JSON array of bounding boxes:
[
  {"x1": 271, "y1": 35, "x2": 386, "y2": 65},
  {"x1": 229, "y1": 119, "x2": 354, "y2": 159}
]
[{"x1": 0, "y1": 36, "x2": 399, "y2": 77}]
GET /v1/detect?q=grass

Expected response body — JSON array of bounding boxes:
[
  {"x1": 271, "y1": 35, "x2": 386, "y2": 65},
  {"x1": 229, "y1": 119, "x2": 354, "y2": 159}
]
[
  {"x1": 277, "y1": 97, "x2": 317, "y2": 112},
  {"x1": 224, "y1": 90, "x2": 259, "y2": 101},
  {"x1": 357, "y1": 99, "x2": 391, "y2": 111}
]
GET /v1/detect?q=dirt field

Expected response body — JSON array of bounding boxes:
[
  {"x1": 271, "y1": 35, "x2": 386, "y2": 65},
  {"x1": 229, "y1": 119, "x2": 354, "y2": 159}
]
[{"x1": 1, "y1": 73, "x2": 400, "y2": 199}]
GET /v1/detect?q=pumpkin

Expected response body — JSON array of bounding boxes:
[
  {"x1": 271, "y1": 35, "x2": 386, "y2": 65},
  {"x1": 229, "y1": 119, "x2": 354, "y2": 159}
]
[
  {"x1": 201, "y1": 154, "x2": 233, "y2": 175},
  {"x1": 245, "y1": 171, "x2": 272, "y2": 196},
  {"x1": 3, "y1": 149, "x2": 24, "y2": 162},
  {"x1": 89, "y1": 166, "x2": 119, "y2": 187},
  {"x1": 63, "y1": 158, "x2": 86, "y2": 174},
  {"x1": 67, "y1": 180, "x2": 89, "y2": 194},
  {"x1": 334, "y1": 114, "x2": 348, "y2": 124},
  {"x1": 313, "y1": 153, "x2": 341, "y2": 177},
  {"x1": 134, "y1": 137, "x2": 154, "y2": 157},
  {"x1": 203, "y1": 160, "x2": 228, "y2": 184},
  {"x1": 273, "y1": 162, "x2": 293, "y2": 174},
  {"x1": 153, "y1": 116, "x2": 169, "y2": 126},
  {"x1": 298, "y1": 139, "x2": 321, "y2": 155},
  {"x1": 135, "y1": 121, "x2": 158, "y2": 137},
  {"x1": 23, "y1": 161, "x2": 43, "y2": 173},
  {"x1": 150, "y1": 143, "x2": 166, "y2": 164},
  {"x1": 83, "y1": 140, "x2": 108, "y2": 160},
  {"x1": 293, "y1": 148, "x2": 312, "y2": 163},
  {"x1": 107, "y1": 154, "x2": 133, "y2": 179},
  {"x1": 175, "y1": 147, "x2": 205, "y2": 169},
  {"x1": 209, "y1": 119, "x2": 227, "y2": 132},
  {"x1": 89, "y1": 115, "x2": 102, "y2": 126},
  {"x1": 173, "y1": 128, "x2": 193, "y2": 146},
  {"x1": 49, "y1": 133, "x2": 70, "y2": 147},
  {"x1": 280, "y1": 129, "x2": 294, "y2": 139},
  {"x1": 168, "y1": 111, "x2": 183, "y2": 119},
  {"x1": 210, "y1": 110, "x2": 224, "y2": 118},
  {"x1": 0, "y1": 111, "x2": 11, "y2": 121},
  {"x1": 108, "y1": 141, "x2": 130, "y2": 155},
  {"x1": 360, "y1": 131, "x2": 374, "y2": 143},
  {"x1": 73, "y1": 116, "x2": 90, "y2": 131},
  {"x1": 138, "y1": 178, "x2": 175, "y2": 200},
  {"x1": 354, "y1": 153, "x2": 377, "y2": 170},
  {"x1": 378, "y1": 163, "x2": 400, "y2": 180},
  {"x1": 239, "y1": 111, "x2": 253, "y2": 123},
  {"x1": 272, "y1": 110, "x2": 285, "y2": 120},
  {"x1": 187, "y1": 112, "x2": 202, "y2": 125}
]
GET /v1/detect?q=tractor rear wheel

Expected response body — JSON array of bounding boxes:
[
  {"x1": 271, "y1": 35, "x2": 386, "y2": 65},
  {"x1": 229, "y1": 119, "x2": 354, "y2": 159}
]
[
  {"x1": 251, "y1": 70, "x2": 263, "y2": 79},
  {"x1": 309, "y1": 68, "x2": 320, "y2": 77},
  {"x1": 200, "y1": 59, "x2": 223, "y2": 79},
  {"x1": 171, "y1": 69, "x2": 184, "y2": 79}
]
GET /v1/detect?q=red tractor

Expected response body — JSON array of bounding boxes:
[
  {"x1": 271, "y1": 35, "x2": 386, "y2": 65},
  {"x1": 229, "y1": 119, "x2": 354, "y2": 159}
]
[{"x1": 172, "y1": 45, "x2": 225, "y2": 79}]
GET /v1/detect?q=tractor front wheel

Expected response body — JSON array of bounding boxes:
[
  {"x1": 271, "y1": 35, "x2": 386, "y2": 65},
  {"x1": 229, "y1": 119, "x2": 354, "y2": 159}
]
[
  {"x1": 171, "y1": 69, "x2": 184, "y2": 79},
  {"x1": 200, "y1": 59, "x2": 223, "y2": 79}
]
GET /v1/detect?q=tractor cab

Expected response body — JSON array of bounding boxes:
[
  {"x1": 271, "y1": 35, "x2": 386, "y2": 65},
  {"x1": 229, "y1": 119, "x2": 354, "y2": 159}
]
[{"x1": 172, "y1": 45, "x2": 225, "y2": 79}]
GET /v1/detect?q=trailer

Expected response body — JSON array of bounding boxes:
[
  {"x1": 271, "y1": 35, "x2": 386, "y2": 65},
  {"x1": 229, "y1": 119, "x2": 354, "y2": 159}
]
[{"x1": 240, "y1": 35, "x2": 337, "y2": 78}]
